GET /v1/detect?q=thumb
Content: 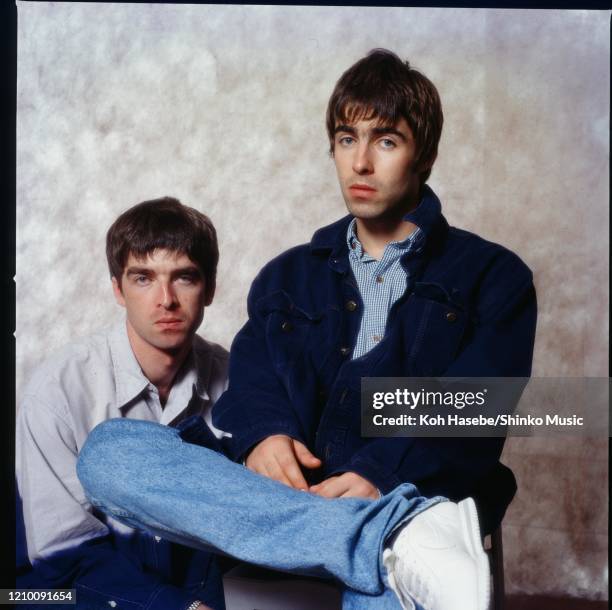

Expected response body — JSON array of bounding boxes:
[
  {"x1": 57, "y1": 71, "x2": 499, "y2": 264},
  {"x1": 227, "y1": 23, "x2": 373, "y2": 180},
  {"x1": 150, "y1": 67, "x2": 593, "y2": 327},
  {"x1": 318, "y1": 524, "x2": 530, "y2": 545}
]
[{"x1": 292, "y1": 439, "x2": 322, "y2": 468}]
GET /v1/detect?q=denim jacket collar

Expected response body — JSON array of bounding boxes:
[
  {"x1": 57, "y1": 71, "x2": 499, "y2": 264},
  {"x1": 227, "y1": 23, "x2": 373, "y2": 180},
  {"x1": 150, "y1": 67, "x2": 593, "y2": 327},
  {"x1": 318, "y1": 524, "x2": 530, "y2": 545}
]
[{"x1": 310, "y1": 184, "x2": 446, "y2": 270}]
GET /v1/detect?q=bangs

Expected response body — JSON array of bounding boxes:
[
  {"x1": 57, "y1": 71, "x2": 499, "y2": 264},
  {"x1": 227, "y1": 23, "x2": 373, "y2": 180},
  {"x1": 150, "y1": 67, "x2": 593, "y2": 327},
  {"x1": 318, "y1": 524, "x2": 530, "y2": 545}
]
[{"x1": 332, "y1": 99, "x2": 402, "y2": 131}]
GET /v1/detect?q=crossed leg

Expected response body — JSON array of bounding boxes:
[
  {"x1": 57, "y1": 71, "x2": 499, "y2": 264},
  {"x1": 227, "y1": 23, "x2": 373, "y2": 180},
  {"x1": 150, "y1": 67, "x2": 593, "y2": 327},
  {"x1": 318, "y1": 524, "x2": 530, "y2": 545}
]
[{"x1": 77, "y1": 418, "x2": 444, "y2": 609}]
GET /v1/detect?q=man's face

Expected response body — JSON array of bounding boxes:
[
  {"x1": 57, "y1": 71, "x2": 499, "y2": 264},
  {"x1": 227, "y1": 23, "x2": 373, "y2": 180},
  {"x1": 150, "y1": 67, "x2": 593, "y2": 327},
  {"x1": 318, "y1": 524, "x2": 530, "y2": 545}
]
[
  {"x1": 112, "y1": 249, "x2": 208, "y2": 354},
  {"x1": 332, "y1": 116, "x2": 422, "y2": 223}
]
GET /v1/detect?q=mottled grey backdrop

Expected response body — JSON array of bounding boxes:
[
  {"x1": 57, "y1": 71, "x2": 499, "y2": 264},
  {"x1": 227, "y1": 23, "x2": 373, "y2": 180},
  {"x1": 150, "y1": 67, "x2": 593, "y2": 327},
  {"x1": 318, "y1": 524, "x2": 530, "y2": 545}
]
[{"x1": 16, "y1": 3, "x2": 609, "y2": 600}]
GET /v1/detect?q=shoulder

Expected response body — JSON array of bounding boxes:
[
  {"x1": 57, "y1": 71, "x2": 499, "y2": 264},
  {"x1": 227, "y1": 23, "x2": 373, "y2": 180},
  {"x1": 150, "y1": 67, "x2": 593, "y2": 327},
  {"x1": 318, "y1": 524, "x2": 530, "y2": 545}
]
[
  {"x1": 19, "y1": 327, "x2": 119, "y2": 427},
  {"x1": 22, "y1": 327, "x2": 114, "y2": 399},
  {"x1": 257, "y1": 243, "x2": 313, "y2": 276},
  {"x1": 193, "y1": 334, "x2": 229, "y2": 368},
  {"x1": 192, "y1": 334, "x2": 229, "y2": 395},
  {"x1": 444, "y1": 226, "x2": 533, "y2": 280},
  {"x1": 249, "y1": 216, "x2": 351, "y2": 294}
]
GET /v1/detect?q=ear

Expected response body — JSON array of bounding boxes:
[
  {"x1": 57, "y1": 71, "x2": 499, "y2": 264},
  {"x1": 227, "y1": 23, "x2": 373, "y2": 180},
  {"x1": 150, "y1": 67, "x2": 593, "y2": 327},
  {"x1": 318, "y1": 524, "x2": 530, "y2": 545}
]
[{"x1": 112, "y1": 277, "x2": 126, "y2": 308}]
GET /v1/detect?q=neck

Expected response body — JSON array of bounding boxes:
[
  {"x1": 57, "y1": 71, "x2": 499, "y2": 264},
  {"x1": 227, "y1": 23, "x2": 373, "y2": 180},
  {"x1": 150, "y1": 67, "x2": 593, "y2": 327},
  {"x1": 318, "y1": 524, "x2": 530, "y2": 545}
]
[
  {"x1": 125, "y1": 321, "x2": 192, "y2": 405},
  {"x1": 355, "y1": 196, "x2": 420, "y2": 261}
]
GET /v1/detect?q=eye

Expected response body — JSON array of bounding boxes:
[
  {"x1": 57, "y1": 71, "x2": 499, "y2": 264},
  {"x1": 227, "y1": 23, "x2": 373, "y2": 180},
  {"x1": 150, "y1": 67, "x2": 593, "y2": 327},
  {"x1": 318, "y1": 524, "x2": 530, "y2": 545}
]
[
  {"x1": 379, "y1": 138, "x2": 396, "y2": 149},
  {"x1": 177, "y1": 273, "x2": 199, "y2": 285},
  {"x1": 337, "y1": 135, "x2": 355, "y2": 147},
  {"x1": 134, "y1": 275, "x2": 151, "y2": 286}
]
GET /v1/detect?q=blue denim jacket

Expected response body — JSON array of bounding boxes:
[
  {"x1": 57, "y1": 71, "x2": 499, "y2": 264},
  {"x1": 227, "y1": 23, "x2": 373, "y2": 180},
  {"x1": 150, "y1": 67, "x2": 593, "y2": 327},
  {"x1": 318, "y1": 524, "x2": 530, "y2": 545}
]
[{"x1": 214, "y1": 186, "x2": 537, "y2": 534}]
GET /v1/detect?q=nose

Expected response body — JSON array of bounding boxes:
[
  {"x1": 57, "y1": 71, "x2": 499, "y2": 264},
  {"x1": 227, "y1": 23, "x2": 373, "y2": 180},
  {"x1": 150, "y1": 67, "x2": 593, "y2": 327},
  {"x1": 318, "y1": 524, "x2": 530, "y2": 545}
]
[
  {"x1": 159, "y1": 281, "x2": 178, "y2": 310},
  {"x1": 352, "y1": 142, "x2": 373, "y2": 175}
]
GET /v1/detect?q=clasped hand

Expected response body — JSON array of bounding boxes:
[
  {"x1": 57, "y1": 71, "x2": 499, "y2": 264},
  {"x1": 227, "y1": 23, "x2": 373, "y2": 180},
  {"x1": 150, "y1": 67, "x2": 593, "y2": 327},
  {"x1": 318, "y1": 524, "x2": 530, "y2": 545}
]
[{"x1": 245, "y1": 434, "x2": 379, "y2": 499}]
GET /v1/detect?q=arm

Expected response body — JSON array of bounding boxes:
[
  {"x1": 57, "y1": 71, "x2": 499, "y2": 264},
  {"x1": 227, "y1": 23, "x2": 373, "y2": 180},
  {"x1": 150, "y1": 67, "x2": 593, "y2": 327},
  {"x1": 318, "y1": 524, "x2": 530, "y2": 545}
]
[
  {"x1": 213, "y1": 273, "x2": 307, "y2": 461},
  {"x1": 328, "y1": 256, "x2": 538, "y2": 497},
  {"x1": 16, "y1": 391, "x2": 205, "y2": 610}
]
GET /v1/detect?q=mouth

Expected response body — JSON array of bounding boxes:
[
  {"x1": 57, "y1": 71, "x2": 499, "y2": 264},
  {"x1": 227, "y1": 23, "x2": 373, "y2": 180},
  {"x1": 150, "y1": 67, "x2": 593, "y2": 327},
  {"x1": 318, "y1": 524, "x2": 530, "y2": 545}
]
[
  {"x1": 349, "y1": 184, "x2": 377, "y2": 198},
  {"x1": 155, "y1": 318, "x2": 184, "y2": 328}
]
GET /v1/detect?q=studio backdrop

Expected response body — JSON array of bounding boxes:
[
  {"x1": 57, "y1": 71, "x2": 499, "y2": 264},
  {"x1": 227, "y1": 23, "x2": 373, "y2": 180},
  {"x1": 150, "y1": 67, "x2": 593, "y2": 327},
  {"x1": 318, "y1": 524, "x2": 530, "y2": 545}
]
[{"x1": 16, "y1": 3, "x2": 609, "y2": 602}]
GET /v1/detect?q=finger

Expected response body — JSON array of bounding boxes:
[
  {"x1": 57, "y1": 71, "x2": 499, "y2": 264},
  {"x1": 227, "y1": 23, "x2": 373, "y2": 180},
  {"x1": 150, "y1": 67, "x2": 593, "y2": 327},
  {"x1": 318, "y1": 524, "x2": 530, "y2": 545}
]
[
  {"x1": 264, "y1": 459, "x2": 294, "y2": 488},
  {"x1": 292, "y1": 440, "x2": 322, "y2": 468},
  {"x1": 245, "y1": 456, "x2": 263, "y2": 475},
  {"x1": 278, "y1": 454, "x2": 309, "y2": 490},
  {"x1": 314, "y1": 476, "x2": 350, "y2": 498},
  {"x1": 340, "y1": 487, "x2": 370, "y2": 499},
  {"x1": 339, "y1": 479, "x2": 378, "y2": 499}
]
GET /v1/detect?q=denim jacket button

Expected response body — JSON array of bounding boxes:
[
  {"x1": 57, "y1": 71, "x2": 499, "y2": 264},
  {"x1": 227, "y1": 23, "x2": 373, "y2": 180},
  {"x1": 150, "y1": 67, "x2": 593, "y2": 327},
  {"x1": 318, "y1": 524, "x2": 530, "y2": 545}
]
[
  {"x1": 281, "y1": 321, "x2": 293, "y2": 332},
  {"x1": 445, "y1": 311, "x2": 457, "y2": 322},
  {"x1": 340, "y1": 346, "x2": 351, "y2": 356},
  {"x1": 345, "y1": 300, "x2": 358, "y2": 312},
  {"x1": 107, "y1": 602, "x2": 117, "y2": 608}
]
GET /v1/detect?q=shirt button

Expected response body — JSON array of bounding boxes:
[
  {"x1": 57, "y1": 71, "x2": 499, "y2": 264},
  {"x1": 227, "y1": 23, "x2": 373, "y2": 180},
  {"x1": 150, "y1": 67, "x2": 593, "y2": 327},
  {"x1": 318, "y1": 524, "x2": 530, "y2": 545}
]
[
  {"x1": 108, "y1": 602, "x2": 117, "y2": 608},
  {"x1": 340, "y1": 346, "x2": 351, "y2": 356},
  {"x1": 154, "y1": 536, "x2": 162, "y2": 542},
  {"x1": 281, "y1": 321, "x2": 293, "y2": 332},
  {"x1": 351, "y1": 242, "x2": 357, "y2": 250},
  {"x1": 345, "y1": 300, "x2": 358, "y2": 311},
  {"x1": 446, "y1": 311, "x2": 457, "y2": 322},
  {"x1": 376, "y1": 275, "x2": 384, "y2": 283},
  {"x1": 372, "y1": 335, "x2": 381, "y2": 343}
]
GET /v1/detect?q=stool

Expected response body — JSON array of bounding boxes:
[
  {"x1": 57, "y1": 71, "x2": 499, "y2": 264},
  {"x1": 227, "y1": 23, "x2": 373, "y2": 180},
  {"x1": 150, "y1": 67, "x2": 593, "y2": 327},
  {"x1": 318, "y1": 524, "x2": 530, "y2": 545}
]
[
  {"x1": 223, "y1": 564, "x2": 342, "y2": 610},
  {"x1": 485, "y1": 526, "x2": 505, "y2": 610}
]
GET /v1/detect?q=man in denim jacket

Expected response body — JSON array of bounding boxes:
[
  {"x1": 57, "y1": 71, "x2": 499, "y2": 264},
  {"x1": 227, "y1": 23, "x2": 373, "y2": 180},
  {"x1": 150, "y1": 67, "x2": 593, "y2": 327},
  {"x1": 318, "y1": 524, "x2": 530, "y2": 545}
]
[{"x1": 213, "y1": 48, "x2": 536, "y2": 536}]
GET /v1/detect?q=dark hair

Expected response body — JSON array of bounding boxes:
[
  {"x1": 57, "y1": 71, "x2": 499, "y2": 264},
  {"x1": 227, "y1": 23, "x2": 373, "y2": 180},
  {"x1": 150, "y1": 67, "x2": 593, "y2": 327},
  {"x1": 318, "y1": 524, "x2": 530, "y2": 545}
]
[
  {"x1": 106, "y1": 197, "x2": 218, "y2": 303},
  {"x1": 326, "y1": 49, "x2": 443, "y2": 184}
]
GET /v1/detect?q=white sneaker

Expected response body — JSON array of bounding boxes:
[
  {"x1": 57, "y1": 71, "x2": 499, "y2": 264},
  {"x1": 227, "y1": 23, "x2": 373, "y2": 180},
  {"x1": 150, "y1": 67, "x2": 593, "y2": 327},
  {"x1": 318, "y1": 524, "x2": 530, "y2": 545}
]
[{"x1": 383, "y1": 498, "x2": 490, "y2": 610}]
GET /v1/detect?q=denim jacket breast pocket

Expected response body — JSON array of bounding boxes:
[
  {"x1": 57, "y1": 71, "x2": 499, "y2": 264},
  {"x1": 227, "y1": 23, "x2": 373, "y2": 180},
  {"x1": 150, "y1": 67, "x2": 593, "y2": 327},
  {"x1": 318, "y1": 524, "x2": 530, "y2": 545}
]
[
  {"x1": 404, "y1": 282, "x2": 468, "y2": 377},
  {"x1": 256, "y1": 290, "x2": 323, "y2": 373}
]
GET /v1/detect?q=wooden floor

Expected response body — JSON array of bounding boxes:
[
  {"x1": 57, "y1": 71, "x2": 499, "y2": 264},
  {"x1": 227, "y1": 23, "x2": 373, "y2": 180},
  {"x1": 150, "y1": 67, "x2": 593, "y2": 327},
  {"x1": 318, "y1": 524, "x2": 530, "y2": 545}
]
[{"x1": 506, "y1": 595, "x2": 608, "y2": 610}]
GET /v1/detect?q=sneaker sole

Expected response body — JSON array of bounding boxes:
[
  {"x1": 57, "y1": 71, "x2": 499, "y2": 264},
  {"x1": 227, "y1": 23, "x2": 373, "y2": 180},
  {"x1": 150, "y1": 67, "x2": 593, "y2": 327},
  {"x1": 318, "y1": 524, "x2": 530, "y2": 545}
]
[{"x1": 458, "y1": 498, "x2": 491, "y2": 610}]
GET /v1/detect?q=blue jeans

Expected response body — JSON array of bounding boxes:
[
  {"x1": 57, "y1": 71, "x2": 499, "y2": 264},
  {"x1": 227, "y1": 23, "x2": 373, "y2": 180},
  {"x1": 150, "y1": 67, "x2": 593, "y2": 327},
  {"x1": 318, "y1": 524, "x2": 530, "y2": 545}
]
[{"x1": 77, "y1": 418, "x2": 443, "y2": 610}]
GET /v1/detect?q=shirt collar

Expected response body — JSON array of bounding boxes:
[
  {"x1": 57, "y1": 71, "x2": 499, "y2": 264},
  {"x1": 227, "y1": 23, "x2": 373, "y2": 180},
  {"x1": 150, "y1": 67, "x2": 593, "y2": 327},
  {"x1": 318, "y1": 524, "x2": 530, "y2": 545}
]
[
  {"x1": 346, "y1": 217, "x2": 424, "y2": 262},
  {"x1": 109, "y1": 321, "x2": 209, "y2": 413}
]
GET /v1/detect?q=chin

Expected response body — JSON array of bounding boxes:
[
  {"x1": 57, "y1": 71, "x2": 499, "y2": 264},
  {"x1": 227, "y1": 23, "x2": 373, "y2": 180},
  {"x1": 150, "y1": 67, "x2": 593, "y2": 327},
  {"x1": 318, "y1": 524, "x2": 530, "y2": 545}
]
[
  {"x1": 152, "y1": 333, "x2": 190, "y2": 352},
  {"x1": 347, "y1": 203, "x2": 388, "y2": 220}
]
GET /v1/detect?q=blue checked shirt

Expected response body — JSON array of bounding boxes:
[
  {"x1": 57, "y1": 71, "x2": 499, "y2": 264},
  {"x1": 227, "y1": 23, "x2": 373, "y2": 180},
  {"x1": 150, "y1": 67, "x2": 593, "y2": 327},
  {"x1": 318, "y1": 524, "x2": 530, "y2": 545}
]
[{"x1": 347, "y1": 218, "x2": 425, "y2": 359}]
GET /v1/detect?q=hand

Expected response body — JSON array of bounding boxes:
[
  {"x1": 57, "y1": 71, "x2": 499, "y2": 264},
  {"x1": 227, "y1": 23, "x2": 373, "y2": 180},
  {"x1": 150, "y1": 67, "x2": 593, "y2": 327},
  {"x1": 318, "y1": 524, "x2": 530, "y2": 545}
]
[
  {"x1": 194, "y1": 604, "x2": 213, "y2": 610},
  {"x1": 309, "y1": 472, "x2": 380, "y2": 499},
  {"x1": 246, "y1": 434, "x2": 322, "y2": 490}
]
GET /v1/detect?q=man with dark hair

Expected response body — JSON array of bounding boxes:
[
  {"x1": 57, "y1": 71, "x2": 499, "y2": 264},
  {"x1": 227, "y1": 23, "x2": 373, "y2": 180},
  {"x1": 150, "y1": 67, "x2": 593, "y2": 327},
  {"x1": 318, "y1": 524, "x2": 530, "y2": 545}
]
[
  {"x1": 16, "y1": 198, "x2": 227, "y2": 610},
  {"x1": 217, "y1": 48, "x2": 534, "y2": 534},
  {"x1": 78, "y1": 49, "x2": 536, "y2": 610}
]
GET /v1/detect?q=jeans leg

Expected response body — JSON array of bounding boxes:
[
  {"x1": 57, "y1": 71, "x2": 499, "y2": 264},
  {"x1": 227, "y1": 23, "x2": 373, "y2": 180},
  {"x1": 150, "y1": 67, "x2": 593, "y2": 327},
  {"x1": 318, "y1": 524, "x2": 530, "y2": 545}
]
[
  {"x1": 77, "y1": 419, "x2": 443, "y2": 598},
  {"x1": 343, "y1": 586, "x2": 430, "y2": 610}
]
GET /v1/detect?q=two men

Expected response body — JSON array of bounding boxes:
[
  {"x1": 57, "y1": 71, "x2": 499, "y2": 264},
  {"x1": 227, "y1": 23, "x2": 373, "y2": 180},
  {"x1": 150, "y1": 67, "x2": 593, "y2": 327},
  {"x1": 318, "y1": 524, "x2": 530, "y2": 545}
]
[
  {"x1": 19, "y1": 47, "x2": 536, "y2": 610},
  {"x1": 77, "y1": 49, "x2": 536, "y2": 610},
  {"x1": 17, "y1": 199, "x2": 225, "y2": 609}
]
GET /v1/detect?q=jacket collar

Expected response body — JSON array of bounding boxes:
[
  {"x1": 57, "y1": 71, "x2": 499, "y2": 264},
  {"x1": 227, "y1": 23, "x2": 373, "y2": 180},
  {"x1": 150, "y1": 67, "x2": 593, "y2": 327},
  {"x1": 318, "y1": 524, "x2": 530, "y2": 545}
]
[{"x1": 310, "y1": 184, "x2": 446, "y2": 258}]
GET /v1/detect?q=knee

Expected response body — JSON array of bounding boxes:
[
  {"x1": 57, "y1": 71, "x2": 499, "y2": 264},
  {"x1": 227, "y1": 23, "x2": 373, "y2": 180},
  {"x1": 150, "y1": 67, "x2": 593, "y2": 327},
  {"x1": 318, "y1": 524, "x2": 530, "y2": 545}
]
[
  {"x1": 77, "y1": 419, "x2": 123, "y2": 501},
  {"x1": 77, "y1": 418, "x2": 155, "y2": 502}
]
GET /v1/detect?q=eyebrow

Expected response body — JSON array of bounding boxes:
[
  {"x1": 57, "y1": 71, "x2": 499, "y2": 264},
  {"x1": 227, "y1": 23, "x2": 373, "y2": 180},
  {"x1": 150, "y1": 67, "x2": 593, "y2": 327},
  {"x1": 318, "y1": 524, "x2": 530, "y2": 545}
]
[
  {"x1": 125, "y1": 266, "x2": 201, "y2": 277},
  {"x1": 126, "y1": 267, "x2": 153, "y2": 277},
  {"x1": 333, "y1": 124, "x2": 407, "y2": 141}
]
